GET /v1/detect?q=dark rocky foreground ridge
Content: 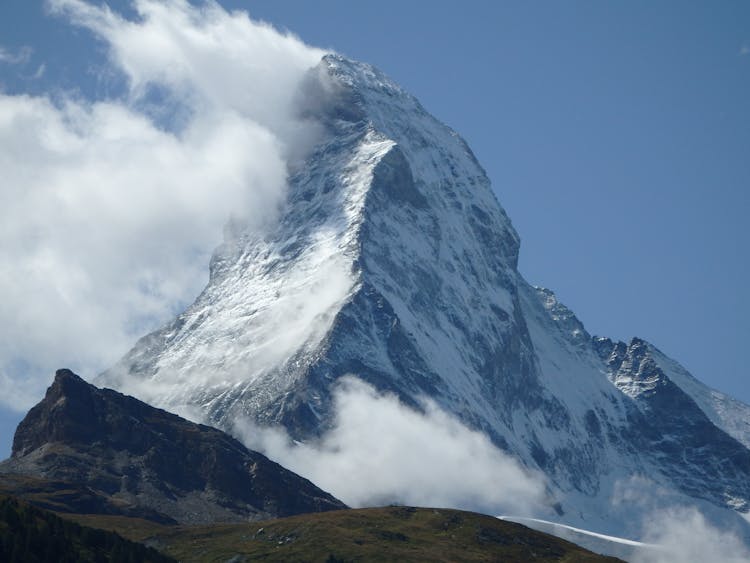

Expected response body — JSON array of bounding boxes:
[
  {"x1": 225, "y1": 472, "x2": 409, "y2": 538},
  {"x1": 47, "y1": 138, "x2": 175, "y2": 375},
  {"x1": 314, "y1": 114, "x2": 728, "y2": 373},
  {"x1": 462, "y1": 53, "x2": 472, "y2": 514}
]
[{"x1": 0, "y1": 369, "x2": 345, "y2": 525}]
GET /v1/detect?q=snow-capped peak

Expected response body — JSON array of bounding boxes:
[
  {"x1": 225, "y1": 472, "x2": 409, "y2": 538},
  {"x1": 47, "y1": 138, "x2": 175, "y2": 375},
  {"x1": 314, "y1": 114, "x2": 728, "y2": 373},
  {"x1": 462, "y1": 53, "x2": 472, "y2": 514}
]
[{"x1": 100, "y1": 54, "x2": 750, "y2": 545}]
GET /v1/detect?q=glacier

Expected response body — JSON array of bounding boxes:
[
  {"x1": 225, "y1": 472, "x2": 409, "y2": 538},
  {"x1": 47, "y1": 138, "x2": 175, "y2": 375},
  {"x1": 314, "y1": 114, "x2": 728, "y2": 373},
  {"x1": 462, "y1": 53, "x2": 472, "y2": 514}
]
[{"x1": 100, "y1": 54, "x2": 750, "y2": 544}]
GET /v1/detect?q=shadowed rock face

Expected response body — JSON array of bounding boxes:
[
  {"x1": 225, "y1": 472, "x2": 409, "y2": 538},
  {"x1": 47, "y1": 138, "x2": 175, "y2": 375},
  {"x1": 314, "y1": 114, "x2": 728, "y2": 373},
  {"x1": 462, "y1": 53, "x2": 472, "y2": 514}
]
[
  {"x1": 0, "y1": 369, "x2": 346, "y2": 525},
  {"x1": 596, "y1": 338, "x2": 750, "y2": 509}
]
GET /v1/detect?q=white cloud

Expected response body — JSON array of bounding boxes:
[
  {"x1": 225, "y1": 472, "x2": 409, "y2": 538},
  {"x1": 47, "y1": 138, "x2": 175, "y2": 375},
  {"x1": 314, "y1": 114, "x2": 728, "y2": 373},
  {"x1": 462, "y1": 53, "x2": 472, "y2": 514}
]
[
  {"x1": 234, "y1": 377, "x2": 548, "y2": 516},
  {"x1": 606, "y1": 477, "x2": 750, "y2": 562},
  {"x1": 48, "y1": 0, "x2": 326, "y2": 157},
  {"x1": 740, "y1": 44, "x2": 750, "y2": 56},
  {"x1": 0, "y1": 0, "x2": 328, "y2": 410},
  {"x1": 634, "y1": 507, "x2": 750, "y2": 563}
]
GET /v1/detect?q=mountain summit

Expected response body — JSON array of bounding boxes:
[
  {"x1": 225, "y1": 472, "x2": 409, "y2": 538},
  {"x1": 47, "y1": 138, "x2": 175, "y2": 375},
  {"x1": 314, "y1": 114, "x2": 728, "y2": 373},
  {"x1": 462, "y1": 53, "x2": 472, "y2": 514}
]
[
  {"x1": 100, "y1": 54, "x2": 750, "y2": 541},
  {"x1": 1, "y1": 369, "x2": 345, "y2": 524}
]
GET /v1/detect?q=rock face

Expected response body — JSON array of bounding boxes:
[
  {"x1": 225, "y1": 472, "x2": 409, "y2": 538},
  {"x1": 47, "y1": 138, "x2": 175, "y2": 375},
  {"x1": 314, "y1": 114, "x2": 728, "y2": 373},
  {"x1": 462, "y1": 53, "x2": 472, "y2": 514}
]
[
  {"x1": 595, "y1": 337, "x2": 750, "y2": 506},
  {"x1": 0, "y1": 369, "x2": 345, "y2": 525},
  {"x1": 100, "y1": 54, "x2": 750, "y2": 539}
]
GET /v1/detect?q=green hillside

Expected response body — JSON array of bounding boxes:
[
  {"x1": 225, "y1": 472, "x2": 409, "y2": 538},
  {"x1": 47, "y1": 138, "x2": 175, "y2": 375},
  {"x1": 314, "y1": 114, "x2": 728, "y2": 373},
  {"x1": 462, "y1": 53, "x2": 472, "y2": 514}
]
[
  {"x1": 2, "y1": 474, "x2": 624, "y2": 562},
  {"x1": 0, "y1": 494, "x2": 175, "y2": 563},
  {"x1": 95, "y1": 506, "x2": 623, "y2": 563}
]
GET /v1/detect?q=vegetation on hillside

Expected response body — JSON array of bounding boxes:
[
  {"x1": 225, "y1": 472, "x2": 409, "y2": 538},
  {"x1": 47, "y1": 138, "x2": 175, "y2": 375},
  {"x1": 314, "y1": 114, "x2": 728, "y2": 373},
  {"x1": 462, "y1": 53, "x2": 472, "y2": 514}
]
[
  {"x1": 147, "y1": 506, "x2": 623, "y2": 562},
  {"x1": 0, "y1": 494, "x2": 175, "y2": 563},
  {"x1": 0, "y1": 480, "x2": 624, "y2": 562}
]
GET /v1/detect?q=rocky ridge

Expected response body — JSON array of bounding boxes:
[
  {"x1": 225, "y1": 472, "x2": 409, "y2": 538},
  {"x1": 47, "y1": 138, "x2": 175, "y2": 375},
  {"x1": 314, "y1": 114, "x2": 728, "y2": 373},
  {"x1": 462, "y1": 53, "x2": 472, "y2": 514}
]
[{"x1": 0, "y1": 369, "x2": 345, "y2": 525}]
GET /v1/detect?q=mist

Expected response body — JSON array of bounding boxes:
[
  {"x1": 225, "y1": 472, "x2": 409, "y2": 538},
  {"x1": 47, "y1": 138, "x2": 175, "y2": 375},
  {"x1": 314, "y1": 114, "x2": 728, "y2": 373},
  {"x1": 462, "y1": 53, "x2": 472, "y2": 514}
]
[
  {"x1": 605, "y1": 475, "x2": 750, "y2": 562},
  {"x1": 234, "y1": 376, "x2": 548, "y2": 516},
  {"x1": 634, "y1": 507, "x2": 750, "y2": 563}
]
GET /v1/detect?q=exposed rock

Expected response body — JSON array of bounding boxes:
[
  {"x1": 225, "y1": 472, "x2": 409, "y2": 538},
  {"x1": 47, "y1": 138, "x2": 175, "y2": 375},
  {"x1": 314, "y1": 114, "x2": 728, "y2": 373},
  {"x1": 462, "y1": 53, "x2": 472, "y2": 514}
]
[{"x1": 0, "y1": 369, "x2": 346, "y2": 525}]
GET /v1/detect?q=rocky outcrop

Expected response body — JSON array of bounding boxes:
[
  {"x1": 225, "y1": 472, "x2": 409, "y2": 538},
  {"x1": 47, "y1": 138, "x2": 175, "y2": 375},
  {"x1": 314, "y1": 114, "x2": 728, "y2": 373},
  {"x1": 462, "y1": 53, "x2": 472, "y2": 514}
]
[
  {"x1": 596, "y1": 337, "x2": 750, "y2": 509},
  {"x1": 0, "y1": 369, "x2": 346, "y2": 525}
]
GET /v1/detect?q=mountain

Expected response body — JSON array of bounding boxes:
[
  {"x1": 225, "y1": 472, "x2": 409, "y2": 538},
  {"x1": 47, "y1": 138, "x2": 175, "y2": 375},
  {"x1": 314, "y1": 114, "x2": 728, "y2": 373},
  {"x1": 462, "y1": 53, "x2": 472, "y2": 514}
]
[
  {"x1": 0, "y1": 369, "x2": 345, "y2": 525},
  {"x1": 99, "y1": 54, "x2": 750, "y2": 541}
]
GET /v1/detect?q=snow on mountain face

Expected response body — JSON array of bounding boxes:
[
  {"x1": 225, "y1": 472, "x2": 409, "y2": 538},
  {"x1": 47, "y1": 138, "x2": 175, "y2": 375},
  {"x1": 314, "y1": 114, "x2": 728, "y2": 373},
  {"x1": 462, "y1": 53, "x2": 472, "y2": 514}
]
[
  {"x1": 102, "y1": 53, "x2": 525, "y2": 433},
  {"x1": 594, "y1": 336, "x2": 750, "y2": 509},
  {"x1": 498, "y1": 516, "x2": 658, "y2": 561},
  {"x1": 101, "y1": 54, "x2": 750, "y2": 540},
  {"x1": 647, "y1": 344, "x2": 750, "y2": 450}
]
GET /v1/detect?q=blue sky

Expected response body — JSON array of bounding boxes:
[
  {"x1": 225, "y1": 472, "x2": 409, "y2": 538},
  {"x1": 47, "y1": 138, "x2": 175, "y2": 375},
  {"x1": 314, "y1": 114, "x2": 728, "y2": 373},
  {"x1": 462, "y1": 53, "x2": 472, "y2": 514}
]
[{"x1": 0, "y1": 1, "x2": 748, "y2": 457}]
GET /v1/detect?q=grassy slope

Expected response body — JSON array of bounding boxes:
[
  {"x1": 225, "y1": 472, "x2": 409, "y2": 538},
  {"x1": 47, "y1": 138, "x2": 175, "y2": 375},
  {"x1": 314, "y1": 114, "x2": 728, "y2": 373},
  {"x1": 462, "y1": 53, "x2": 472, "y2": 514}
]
[
  {"x1": 1, "y1": 474, "x2": 623, "y2": 561},
  {"x1": 99, "y1": 506, "x2": 623, "y2": 563}
]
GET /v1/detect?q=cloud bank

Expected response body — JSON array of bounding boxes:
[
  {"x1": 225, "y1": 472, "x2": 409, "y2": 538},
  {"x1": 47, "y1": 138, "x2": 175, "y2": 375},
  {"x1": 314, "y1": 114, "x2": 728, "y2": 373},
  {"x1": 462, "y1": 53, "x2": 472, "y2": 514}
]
[
  {"x1": 235, "y1": 377, "x2": 548, "y2": 516},
  {"x1": 235, "y1": 389, "x2": 750, "y2": 559},
  {"x1": 0, "y1": 0, "x2": 327, "y2": 410}
]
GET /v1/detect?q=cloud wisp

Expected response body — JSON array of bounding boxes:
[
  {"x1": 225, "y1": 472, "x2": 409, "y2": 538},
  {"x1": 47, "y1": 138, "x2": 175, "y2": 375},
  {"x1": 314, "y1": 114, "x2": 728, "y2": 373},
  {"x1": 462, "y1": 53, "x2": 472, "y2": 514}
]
[
  {"x1": 234, "y1": 377, "x2": 548, "y2": 516},
  {"x1": 0, "y1": 0, "x2": 327, "y2": 410},
  {"x1": 634, "y1": 507, "x2": 750, "y2": 563},
  {"x1": 0, "y1": 46, "x2": 33, "y2": 66}
]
